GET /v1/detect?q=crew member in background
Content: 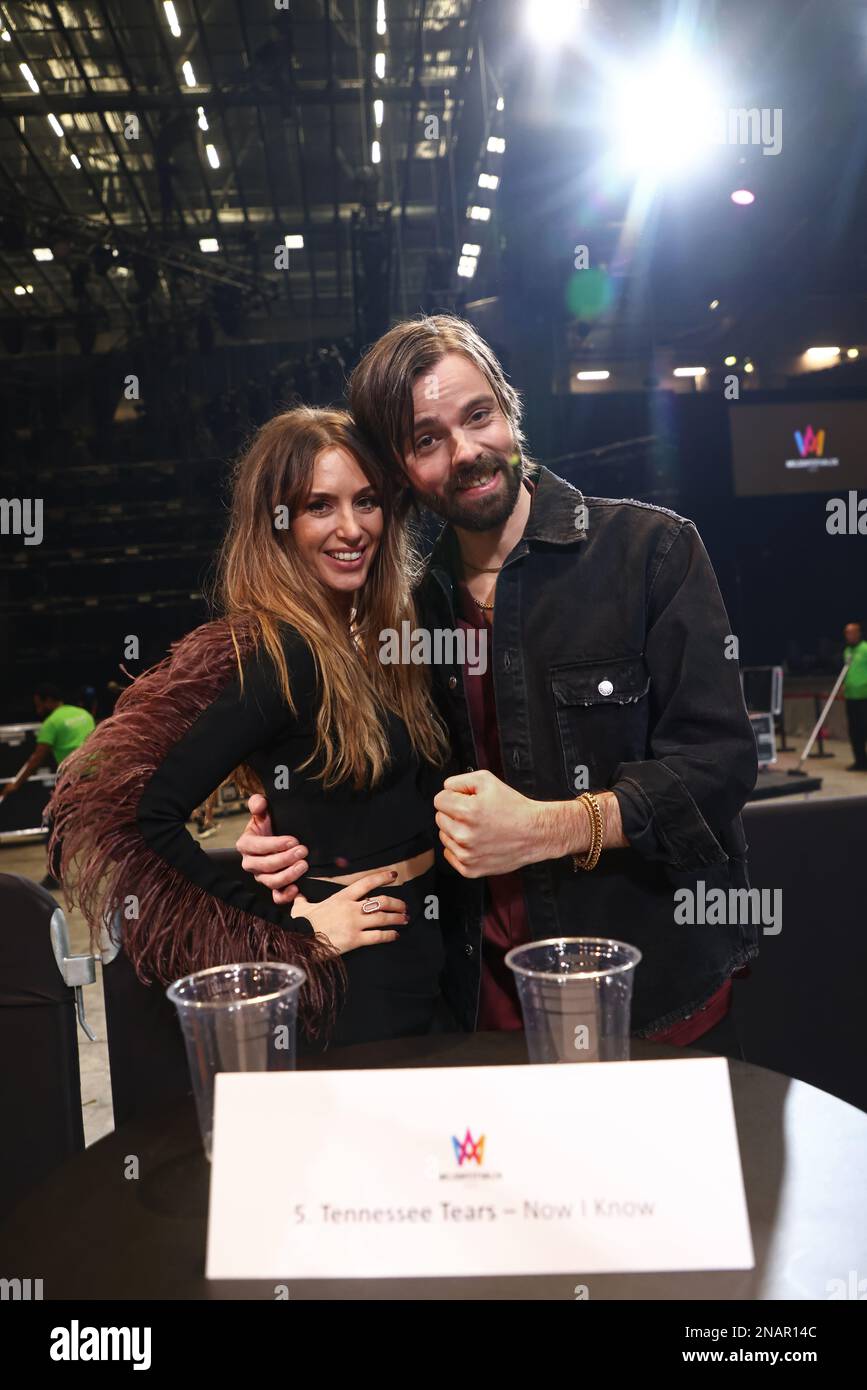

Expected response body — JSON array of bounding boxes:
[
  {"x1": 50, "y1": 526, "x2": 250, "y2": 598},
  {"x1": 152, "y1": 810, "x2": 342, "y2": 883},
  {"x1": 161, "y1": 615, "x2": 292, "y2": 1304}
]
[
  {"x1": 0, "y1": 683, "x2": 96, "y2": 888},
  {"x1": 843, "y1": 621, "x2": 867, "y2": 771}
]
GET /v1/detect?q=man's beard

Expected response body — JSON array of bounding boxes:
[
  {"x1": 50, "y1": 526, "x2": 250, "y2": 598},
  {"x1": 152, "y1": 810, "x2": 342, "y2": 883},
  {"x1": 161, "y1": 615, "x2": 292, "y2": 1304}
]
[{"x1": 415, "y1": 449, "x2": 524, "y2": 532}]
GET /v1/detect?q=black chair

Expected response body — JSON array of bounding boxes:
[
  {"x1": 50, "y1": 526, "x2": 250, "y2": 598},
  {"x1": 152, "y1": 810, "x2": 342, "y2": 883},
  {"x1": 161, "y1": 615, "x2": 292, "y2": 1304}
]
[
  {"x1": 0, "y1": 874, "x2": 94, "y2": 1220},
  {"x1": 101, "y1": 930, "x2": 191, "y2": 1128},
  {"x1": 736, "y1": 793, "x2": 867, "y2": 1112}
]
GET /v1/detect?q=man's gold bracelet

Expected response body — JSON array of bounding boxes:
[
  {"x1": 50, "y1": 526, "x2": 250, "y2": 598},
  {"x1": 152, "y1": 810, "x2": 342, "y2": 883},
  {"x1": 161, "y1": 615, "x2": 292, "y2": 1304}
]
[{"x1": 572, "y1": 791, "x2": 604, "y2": 872}]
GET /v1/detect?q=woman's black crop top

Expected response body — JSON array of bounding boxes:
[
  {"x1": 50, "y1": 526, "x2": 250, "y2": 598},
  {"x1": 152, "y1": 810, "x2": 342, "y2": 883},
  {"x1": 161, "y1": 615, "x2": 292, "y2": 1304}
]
[{"x1": 135, "y1": 621, "x2": 441, "y2": 935}]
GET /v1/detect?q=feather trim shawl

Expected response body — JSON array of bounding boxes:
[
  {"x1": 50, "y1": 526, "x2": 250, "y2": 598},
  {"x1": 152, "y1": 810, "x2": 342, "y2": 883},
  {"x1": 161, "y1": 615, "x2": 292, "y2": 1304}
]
[{"x1": 47, "y1": 616, "x2": 346, "y2": 1040}]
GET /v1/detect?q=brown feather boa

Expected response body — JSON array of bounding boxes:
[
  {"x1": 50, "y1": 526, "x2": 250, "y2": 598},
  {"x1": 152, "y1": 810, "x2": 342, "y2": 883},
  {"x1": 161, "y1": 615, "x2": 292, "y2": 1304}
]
[{"x1": 47, "y1": 616, "x2": 346, "y2": 1040}]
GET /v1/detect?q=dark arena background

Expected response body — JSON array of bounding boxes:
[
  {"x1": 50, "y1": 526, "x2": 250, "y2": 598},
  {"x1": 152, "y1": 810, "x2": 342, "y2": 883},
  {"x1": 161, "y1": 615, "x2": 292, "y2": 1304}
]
[
  {"x1": 1, "y1": 0, "x2": 866, "y2": 1334},
  {"x1": 1, "y1": 0, "x2": 865, "y2": 704}
]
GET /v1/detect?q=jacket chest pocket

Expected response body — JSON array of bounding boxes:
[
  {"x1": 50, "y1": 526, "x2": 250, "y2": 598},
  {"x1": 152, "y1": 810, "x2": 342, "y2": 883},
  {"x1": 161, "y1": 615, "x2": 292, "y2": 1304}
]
[{"x1": 551, "y1": 656, "x2": 651, "y2": 793}]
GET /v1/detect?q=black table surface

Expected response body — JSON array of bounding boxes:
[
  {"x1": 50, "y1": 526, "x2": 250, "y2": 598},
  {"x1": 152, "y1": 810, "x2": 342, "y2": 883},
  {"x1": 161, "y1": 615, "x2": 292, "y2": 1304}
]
[
  {"x1": 746, "y1": 771, "x2": 823, "y2": 800},
  {"x1": 2, "y1": 1032, "x2": 866, "y2": 1300}
]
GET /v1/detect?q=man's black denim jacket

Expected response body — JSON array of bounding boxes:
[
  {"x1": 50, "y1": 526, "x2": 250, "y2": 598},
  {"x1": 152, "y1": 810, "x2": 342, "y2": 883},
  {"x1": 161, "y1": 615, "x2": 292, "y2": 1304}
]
[{"x1": 418, "y1": 464, "x2": 760, "y2": 1036}]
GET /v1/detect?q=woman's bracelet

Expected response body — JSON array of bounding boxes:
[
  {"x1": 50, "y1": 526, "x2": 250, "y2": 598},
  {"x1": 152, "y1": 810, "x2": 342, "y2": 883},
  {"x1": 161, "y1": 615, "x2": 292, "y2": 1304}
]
[{"x1": 571, "y1": 791, "x2": 604, "y2": 872}]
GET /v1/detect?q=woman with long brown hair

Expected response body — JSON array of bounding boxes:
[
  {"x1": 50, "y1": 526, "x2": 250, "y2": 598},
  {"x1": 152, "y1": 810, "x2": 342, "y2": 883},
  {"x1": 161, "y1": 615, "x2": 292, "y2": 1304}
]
[{"x1": 48, "y1": 407, "x2": 451, "y2": 1045}]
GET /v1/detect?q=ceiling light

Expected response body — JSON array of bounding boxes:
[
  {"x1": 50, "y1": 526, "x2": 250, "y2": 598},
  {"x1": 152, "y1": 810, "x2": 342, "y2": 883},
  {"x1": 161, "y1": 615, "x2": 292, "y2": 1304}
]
[
  {"x1": 20, "y1": 63, "x2": 39, "y2": 93},
  {"x1": 33, "y1": 247, "x2": 54, "y2": 261},
  {"x1": 576, "y1": 371, "x2": 611, "y2": 381},
  {"x1": 199, "y1": 237, "x2": 219, "y2": 253},
  {"x1": 182, "y1": 61, "x2": 196, "y2": 87},
  {"x1": 673, "y1": 366, "x2": 707, "y2": 377},
  {"x1": 487, "y1": 136, "x2": 506, "y2": 154},
  {"x1": 284, "y1": 234, "x2": 304, "y2": 249},
  {"x1": 205, "y1": 144, "x2": 220, "y2": 168},
  {"x1": 197, "y1": 106, "x2": 208, "y2": 131},
  {"x1": 163, "y1": 2, "x2": 181, "y2": 38},
  {"x1": 731, "y1": 189, "x2": 755, "y2": 206},
  {"x1": 47, "y1": 113, "x2": 64, "y2": 137},
  {"x1": 478, "y1": 173, "x2": 499, "y2": 189}
]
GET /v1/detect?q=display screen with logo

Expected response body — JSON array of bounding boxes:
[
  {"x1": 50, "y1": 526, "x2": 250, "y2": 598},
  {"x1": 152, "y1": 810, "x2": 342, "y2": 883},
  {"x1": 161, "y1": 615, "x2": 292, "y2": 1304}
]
[{"x1": 728, "y1": 399, "x2": 867, "y2": 496}]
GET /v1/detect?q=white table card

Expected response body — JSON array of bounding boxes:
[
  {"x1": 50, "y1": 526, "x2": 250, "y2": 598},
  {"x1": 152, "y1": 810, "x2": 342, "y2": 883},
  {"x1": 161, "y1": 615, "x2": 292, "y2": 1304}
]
[{"x1": 205, "y1": 1057, "x2": 754, "y2": 1279}]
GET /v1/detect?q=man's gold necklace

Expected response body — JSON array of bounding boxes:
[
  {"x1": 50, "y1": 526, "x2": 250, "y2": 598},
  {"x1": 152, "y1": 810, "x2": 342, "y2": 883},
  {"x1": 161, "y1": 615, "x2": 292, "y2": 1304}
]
[{"x1": 460, "y1": 556, "x2": 502, "y2": 611}]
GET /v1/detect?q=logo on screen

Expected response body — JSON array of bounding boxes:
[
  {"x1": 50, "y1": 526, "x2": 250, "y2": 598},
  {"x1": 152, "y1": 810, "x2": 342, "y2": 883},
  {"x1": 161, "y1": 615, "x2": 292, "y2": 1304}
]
[
  {"x1": 452, "y1": 1128, "x2": 485, "y2": 1166},
  {"x1": 794, "y1": 425, "x2": 826, "y2": 458}
]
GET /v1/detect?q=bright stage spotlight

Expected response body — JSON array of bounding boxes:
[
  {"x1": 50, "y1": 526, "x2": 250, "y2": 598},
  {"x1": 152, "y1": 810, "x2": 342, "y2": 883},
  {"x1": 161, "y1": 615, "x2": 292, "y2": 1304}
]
[
  {"x1": 731, "y1": 188, "x2": 755, "y2": 205},
  {"x1": 607, "y1": 46, "x2": 721, "y2": 177},
  {"x1": 524, "y1": 0, "x2": 587, "y2": 46}
]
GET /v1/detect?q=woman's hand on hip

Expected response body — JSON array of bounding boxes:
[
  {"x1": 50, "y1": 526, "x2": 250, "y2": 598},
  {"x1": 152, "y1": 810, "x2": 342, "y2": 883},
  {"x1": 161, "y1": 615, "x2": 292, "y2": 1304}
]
[{"x1": 292, "y1": 870, "x2": 409, "y2": 955}]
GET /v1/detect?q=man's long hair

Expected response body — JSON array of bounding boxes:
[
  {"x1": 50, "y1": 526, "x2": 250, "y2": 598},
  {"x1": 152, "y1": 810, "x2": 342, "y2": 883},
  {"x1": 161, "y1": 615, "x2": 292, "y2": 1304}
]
[{"x1": 347, "y1": 312, "x2": 533, "y2": 481}]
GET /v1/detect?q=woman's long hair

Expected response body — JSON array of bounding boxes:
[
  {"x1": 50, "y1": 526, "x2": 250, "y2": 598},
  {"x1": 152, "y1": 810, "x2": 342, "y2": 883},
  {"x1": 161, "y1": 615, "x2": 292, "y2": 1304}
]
[{"x1": 215, "y1": 405, "x2": 449, "y2": 787}]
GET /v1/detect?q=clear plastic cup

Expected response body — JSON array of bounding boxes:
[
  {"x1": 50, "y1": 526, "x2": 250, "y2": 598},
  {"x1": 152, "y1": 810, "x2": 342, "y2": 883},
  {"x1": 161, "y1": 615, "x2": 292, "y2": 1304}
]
[
  {"x1": 166, "y1": 962, "x2": 306, "y2": 1159},
  {"x1": 505, "y1": 937, "x2": 641, "y2": 1063}
]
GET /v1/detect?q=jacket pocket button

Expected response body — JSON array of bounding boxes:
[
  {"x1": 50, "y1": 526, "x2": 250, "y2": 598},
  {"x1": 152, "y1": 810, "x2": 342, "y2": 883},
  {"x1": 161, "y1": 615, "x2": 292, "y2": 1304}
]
[
  {"x1": 598, "y1": 679, "x2": 614, "y2": 696},
  {"x1": 448, "y1": 676, "x2": 458, "y2": 690},
  {"x1": 464, "y1": 944, "x2": 474, "y2": 957}
]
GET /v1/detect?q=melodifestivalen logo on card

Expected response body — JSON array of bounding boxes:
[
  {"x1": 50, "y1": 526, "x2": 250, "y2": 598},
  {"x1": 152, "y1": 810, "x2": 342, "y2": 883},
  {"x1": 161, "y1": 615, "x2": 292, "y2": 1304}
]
[
  {"x1": 453, "y1": 1128, "x2": 485, "y2": 1166},
  {"x1": 431, "y1": 1128, "x2": 502, "y2": 1182}
]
